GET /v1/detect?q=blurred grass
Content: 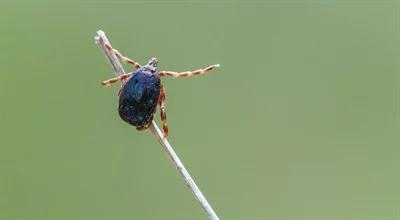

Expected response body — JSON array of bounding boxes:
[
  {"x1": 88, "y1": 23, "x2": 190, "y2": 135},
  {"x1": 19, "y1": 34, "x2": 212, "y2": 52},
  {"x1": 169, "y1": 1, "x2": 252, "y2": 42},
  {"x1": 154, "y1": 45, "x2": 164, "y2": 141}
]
[{"x1": 0, "y1": 0, "x2": 399, "y2": 219}]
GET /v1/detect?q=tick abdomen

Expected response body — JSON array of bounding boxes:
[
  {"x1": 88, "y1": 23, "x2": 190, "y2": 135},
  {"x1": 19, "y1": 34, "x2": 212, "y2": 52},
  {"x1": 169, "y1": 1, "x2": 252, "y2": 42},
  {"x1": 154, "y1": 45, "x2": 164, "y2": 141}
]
[{"x1": 118, "y1": 70, "x2": 160, "y2": 128}]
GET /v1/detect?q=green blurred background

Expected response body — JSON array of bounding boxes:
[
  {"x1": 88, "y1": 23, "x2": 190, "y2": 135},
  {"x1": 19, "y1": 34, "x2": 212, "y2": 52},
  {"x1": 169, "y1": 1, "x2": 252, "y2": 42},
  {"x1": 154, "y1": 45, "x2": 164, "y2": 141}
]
[{"x1": 1, "y1": 0, "x2": 399, "y2": 219}]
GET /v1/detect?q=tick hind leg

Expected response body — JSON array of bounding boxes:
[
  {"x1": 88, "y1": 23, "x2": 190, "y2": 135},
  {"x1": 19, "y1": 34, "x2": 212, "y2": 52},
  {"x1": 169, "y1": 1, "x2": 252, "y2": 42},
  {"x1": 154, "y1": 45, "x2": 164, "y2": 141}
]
[
  {"x1": 104, "y1": 42, "x2": 141, "y2": 69},
  {"x1": 158, "y1": 85, "x2": 169, "y2": 137},
  {"x1": 159, "y1": 64, "x2": 220, "y2": 78},
  {"x1": 101, "y1": 72, "x2": 133, "y2": 87}
]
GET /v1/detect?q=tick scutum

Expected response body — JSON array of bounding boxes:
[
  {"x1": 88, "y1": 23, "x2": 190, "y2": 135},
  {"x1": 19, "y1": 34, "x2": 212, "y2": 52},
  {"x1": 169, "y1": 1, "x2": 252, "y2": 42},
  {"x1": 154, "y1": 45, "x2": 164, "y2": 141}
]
[{"x1": 118, "y1": 69, "x2": 160, "y2": 129}]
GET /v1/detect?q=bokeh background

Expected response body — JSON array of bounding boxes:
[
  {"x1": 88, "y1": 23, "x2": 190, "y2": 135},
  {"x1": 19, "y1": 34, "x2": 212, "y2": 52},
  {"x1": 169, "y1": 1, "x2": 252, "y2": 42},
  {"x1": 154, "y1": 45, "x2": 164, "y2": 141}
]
[{"x1": 1, "y1": 0, "x2": 399, "y2": 219}]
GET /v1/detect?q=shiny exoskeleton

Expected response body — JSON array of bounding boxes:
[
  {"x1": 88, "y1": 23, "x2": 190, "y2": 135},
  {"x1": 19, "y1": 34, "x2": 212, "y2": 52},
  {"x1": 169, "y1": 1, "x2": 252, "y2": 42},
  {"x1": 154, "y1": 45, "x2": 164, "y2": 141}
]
[
  {"x1": 101, "y1": 42, "x2": 220, "y2": 137},
  {"x1": 118, "y1": 60, "x2": 160, "y2": 130}
]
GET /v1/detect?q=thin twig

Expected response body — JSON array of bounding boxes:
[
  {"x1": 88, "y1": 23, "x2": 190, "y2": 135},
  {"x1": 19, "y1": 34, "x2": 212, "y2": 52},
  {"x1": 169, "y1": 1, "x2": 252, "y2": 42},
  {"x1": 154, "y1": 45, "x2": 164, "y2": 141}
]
[{"x1": 94, "y1": 30, "x2": 220, "y2": 220}]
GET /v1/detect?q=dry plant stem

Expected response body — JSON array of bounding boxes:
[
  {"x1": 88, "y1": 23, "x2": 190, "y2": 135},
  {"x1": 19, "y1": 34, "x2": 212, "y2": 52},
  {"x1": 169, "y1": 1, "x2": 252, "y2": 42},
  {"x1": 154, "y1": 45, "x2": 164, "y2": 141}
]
[{"x1": 95, "y1": 30, "x2": 220, "y2": 220}]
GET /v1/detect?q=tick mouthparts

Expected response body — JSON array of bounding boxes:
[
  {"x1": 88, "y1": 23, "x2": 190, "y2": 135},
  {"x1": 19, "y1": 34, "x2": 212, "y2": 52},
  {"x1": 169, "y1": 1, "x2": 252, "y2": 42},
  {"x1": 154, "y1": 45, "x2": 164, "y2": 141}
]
[{"x1": 148, "y1": 57, "x2": 158, "y2": 67}]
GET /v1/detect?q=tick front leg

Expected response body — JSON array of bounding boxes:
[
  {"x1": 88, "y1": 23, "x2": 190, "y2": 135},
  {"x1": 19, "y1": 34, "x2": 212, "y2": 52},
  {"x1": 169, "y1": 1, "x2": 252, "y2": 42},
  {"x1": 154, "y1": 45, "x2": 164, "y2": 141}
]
[
  {"x1": 159, "y1": 64, "x2": 220, "y2": 78},
  {"x1": 159, "y1": 85, "x2": 169, "y2": 137},
  {"x1": 101, "y1": 72, "x2": 133, "y2": 87},
  {"x1": 104, "y1": 42, "x2": 141, "y2": 69}
]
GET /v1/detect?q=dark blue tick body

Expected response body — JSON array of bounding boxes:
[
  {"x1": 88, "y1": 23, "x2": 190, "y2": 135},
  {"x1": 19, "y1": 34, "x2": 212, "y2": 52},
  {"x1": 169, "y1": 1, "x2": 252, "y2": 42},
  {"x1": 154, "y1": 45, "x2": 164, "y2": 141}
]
[
  {"x1": 101, "y1": 44, "x2": 220, "y2": 137},
  {"x1": 118, "y1": 68, "x2": 160, "y2": 129}
]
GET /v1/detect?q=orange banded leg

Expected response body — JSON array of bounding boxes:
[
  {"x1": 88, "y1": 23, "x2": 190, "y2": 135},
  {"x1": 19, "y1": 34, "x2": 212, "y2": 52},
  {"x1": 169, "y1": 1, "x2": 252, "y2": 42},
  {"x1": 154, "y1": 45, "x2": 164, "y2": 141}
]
[
  {"x1": 104, "y1": 42, "x2": 141, "y2": 69},
  {"x1": 101, "y1": 72, "x2": 133, "y2": 87},
  {"x1": 159, "y1": 85, "x2": 169, "y2": 137},
  {"x1": 159, "y1": 64, "x2": 220, "y2": 78}
]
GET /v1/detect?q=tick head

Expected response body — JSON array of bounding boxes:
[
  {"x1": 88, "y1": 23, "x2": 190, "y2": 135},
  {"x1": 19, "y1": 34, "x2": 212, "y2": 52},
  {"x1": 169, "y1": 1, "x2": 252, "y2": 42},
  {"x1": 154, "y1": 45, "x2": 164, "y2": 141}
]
[
  {"x1": 143, "y1": 57, "x2": 158, "y2": 73},
  {"x1": 147, "y1": 57, "x2": 158, "y2": 67}
]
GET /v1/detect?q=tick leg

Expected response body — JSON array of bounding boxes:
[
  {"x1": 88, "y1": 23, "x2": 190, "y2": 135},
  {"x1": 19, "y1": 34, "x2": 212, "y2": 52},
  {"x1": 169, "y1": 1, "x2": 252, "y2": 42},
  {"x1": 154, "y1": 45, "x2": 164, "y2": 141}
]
[
  {"x1": 104, "y1": 42, "x2": 141, "y2": 69},
  {"x1": 159, "y1": 64, "x2": 220, "y2": 78},
  {"x1": 101, "y1": 72, "x2": 133, "y2": 87},
  {"x1": 159, "y1": 85, "x2": 169, "y2": 137}
]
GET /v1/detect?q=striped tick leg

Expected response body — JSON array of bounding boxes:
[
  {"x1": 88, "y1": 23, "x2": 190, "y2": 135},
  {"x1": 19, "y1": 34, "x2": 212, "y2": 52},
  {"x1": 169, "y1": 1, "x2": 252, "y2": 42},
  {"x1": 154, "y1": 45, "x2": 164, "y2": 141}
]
[
  {"x1": 158, "y1": 85, "x2": 169, "y2": 137},
  {"x1": 103, "y1": 42, "x2": 141, "y2": 69},
  {"x1": 159, "y1": 64, "x2": 220, "y2": 78},
  {"x1": 101, "y1": 72, "x2": 133, "y2": 87}
]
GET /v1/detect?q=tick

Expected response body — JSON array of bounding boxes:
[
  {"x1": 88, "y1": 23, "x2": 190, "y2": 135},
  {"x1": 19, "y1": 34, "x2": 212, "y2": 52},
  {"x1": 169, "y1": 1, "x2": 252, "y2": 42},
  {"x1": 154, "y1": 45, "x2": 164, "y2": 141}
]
[{"x1": 101, "y1": 42, "x2": 220, "y2": 137}]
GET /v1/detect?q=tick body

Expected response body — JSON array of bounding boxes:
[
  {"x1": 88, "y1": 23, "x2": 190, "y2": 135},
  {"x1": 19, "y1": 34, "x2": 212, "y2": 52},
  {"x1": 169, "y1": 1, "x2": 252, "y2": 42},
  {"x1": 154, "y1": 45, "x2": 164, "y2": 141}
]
[
  {"x1": 119, "y1": 64, "x2": 160, "y2": 129},
  {"x1": 101, "y1": 42, "x2": 219, "y2": 137}
]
